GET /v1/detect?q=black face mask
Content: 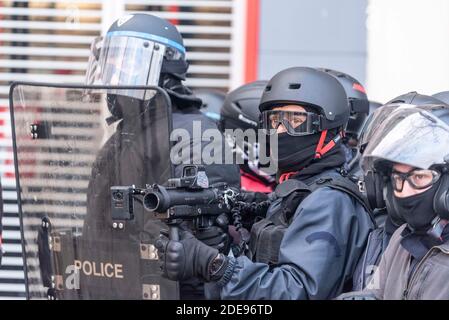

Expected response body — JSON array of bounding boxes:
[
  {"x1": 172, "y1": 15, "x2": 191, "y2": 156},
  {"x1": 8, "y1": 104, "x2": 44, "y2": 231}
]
[
  {"x1": 275, "y1": 132, "x2": 321, "y2": 174},
  {"x1": 106, "y1": 94, "x2": 151, "y2": 126},
  {"x1": 392, "y1": 181, "x2": 440, "y2": 234}
]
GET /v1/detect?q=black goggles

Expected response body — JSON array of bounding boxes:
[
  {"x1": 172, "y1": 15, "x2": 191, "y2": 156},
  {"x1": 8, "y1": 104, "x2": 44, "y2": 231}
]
[
  {"x1": 260, "y1": 110, "x2": 322, "y2": 136},
  {"x1": 390, "y1": 169, "x2": 441, "y2": 192}
]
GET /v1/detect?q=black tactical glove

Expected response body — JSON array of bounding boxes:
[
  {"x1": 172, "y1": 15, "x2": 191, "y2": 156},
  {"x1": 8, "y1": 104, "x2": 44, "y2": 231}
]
[
  {"x1": 156, "y1": 229, "x2": 225, "y2": 282},
  {"x1": 235, "y1": 192, "x2": 274, "y2": 230},
  {"x1": 195, "y1": 213, "x2": 231, "y2": 254}
]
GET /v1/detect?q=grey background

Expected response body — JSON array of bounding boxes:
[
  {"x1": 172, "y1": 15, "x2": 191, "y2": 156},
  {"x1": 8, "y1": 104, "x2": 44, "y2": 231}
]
[{"x1": 258, "y1": 0, "x2": 367, "y2": 85}]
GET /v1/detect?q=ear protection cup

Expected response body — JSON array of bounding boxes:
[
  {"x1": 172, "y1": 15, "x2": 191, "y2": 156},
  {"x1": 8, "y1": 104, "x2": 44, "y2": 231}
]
[
  {"x1": 364, "y1": 170, "x2": 386, "y2": 210},
  {"x1": 384, "y1": 182, "x2": 405, "y2": 227},
  {"x1": 434, "y1": 173, "x2": 449, "y2": 219}
]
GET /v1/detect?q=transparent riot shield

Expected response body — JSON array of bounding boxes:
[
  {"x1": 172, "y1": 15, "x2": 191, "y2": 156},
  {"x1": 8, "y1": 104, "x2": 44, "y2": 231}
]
[{"x1": 9, "y1": 83, "x2": 178, "y2": 300}]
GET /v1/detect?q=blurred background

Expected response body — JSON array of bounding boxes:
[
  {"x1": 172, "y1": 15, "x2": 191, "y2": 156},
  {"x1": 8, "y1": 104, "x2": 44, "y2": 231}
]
[{"x1": 0, "y1": 0, "x2": 448, "y2": 299}]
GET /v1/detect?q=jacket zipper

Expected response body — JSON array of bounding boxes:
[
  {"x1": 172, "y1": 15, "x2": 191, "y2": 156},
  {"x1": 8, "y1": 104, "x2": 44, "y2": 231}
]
[{"x1": 402, "y1": 248, "x2": 436, "y2": 300}]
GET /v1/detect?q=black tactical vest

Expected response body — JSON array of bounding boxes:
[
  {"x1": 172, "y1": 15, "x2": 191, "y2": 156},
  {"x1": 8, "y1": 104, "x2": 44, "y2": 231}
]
[{"x1": 248, "y1": 175, "x2": 374, "y2": 266}]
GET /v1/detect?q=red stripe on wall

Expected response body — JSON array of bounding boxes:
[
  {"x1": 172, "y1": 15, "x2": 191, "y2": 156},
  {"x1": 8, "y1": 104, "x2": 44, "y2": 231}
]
[
  {"x1": 168, "y1": 5, "x2": 180, "y2": 26},
  {"x1": 245, "y1": 0, "x2": 260, "y2": 83}
]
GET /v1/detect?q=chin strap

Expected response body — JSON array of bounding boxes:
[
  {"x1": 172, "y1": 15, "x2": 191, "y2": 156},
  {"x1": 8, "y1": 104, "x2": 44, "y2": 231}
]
[
  {"x1": 279, "y1": 172, "x2": 297, "y2": 183},
  {"x1": 314, "y1": 130, "x2": 342, "y2": 159}
]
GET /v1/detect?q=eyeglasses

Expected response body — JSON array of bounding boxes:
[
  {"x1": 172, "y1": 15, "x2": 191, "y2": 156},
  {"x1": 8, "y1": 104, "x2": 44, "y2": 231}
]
[{"x1": 390, "y1": 169, "x2": 441, "y2": 192}]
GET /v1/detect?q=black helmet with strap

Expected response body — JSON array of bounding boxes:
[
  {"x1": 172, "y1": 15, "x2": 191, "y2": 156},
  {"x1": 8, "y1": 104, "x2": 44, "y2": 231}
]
[
  {"x1": 259, "y1": 67, "x2": 350, "y2": 160},
  {"x1": 361, "y1": 105, "x2": 449, "y2": 222},
  {"x1": 220, "y1": 81, "x2": 275, "y2": 188},
  {"x1": 318, "y1": 68, "x2": 369, "y2": 140},
  {"x1": 259, "y1": 67, "x2": 349, "y2": 129},
  {"x1": 221, "y1": 80, "x2": 267, "y2": 131}
]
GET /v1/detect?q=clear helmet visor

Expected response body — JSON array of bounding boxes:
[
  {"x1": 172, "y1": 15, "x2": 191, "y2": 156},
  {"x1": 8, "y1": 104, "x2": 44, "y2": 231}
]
[
  {"x1": 85, "y1": 34, "x2": 183, "y2": 100},
  {"x1": 361, "y1": 108, "x2": 449, "y2": 172},
  {"x1": 358, "y1": 103, "x2": 419, "y2": 152}
]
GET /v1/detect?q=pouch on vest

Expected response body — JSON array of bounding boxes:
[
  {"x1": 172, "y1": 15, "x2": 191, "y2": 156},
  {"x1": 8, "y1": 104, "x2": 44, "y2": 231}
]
[{"x1": 249, "y1": 179, "x2": 311, "y2": 265}]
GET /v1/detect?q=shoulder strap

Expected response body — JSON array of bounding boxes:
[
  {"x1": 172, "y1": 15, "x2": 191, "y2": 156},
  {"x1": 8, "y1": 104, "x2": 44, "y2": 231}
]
[
  {"x1": 310, "y1": 175, "x2": 377, "y2": 226},
  {"x1": 274, "y1": 178, "x2": 311, "y2": 198},
  {"x1": 273, "y1": 179, "x2": 312, "y2": 223}
]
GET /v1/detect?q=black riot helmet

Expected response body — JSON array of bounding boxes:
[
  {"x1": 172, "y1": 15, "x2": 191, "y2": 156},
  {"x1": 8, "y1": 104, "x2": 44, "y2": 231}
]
[
  {"x1": 354, "y1": 100, "x2": 383, "y2": 154},
  {"x1": 359, "y1": 94, "x2": 447, "y2": 156},
  {"x1": 318, "y1": 68, "x2": 369, "y2": 140},
  {"x1": 433, "y1": 91, "x2": 449, "y2": 105},
  {"x1": 362, "y1": 105, "x2": 449, "y2": 173},
  {"x1": 259, "y1": 67, "x2": 349, "y2": 132},
  {"x1": 387, "y1": 91, "x2": 446, "y2": 106},
  {"x1": 361, "y1": 105, "x2": 449, "y2": 223},
  {"x1": 194, "y1": 89, "x2": 226, "y2": 124},
  {"x1": 221, "y1": 80, "x2": 267, "y2": 132},
  {"x1": 220, "y1": 81, "x2": 275, "y2": 187},
  {"x1": 85, "y1": 13, "x2": 188, "y2": 101}
]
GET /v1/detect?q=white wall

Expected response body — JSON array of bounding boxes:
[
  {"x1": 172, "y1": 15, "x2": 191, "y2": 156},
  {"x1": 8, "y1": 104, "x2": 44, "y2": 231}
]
[{"x1": 366, "y1": 0, "x2": 449, "y2": 103}]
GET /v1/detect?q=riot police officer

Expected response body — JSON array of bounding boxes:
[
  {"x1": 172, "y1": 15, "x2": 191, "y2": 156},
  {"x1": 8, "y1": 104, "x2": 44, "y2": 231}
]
[
  {"x1": 351, "y1": 93, "x2": 448, "y2": 291},
  {"x1": 340, "y1": 105, "x2": 449, "y2": 299},
  {"x1": 219, "y1": 80, "x2": 275, "y2": 193},
  {"x1": 156, "y1": 67, "x2": 375, "y2": 300},
  {"x1": 83, "y1": 13, "x2": 240, "y2": 299}
]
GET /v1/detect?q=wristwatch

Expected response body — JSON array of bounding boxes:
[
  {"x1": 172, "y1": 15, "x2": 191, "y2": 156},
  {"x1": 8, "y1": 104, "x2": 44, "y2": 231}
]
[{"x1": 208, "y1": 253, "x2": 228, "y2": 281}]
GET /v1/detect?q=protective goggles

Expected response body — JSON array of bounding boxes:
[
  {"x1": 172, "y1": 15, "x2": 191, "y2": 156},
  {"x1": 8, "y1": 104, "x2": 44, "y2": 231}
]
[
  {"x1": 260, "y1": 110, "x2": 321, "y2": 136},
  {"x1": 390, "y1": 169, "x2": 441, "y2": 192}
]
